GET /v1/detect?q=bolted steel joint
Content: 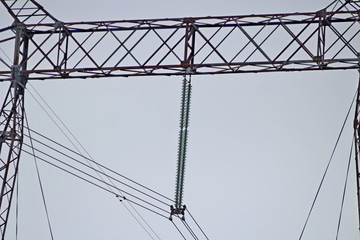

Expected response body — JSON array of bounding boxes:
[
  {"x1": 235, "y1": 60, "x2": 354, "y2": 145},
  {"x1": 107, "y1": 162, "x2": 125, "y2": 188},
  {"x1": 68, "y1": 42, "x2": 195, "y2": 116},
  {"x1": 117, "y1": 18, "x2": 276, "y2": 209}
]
[
  {"x1": 11, "y1": 22, "x2": 27, "y2": 37},
  {"x1": 54, "y1": 21, "x2": 64, "y2": 30},
  {"x1": 11, "y1": 65, "x2": 27, "y2": 94},
  {"x1": 185, "y1": 66, "x2": 196, "y2": 75},
  {"x1": 316, "y1": 9, "x2": 327, "y2": 18},
  {"x1": 11, "y1": 65, "x2": 20, "y2": 80}
]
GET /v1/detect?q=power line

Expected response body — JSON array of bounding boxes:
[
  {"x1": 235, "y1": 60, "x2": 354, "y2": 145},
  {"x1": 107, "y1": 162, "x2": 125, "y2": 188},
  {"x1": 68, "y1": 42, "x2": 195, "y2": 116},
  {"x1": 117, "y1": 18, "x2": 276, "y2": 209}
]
[
  {"x1": 23, "y1": 134, "x2": 198, "y2": 239},
  {"x1": 22, "y1": 129, "x2": 167, "y2": 240},
  {"x1": 24, "y1": 110, "x2": 55, "y2": 240},
  {"x1": 298, "y1": 89, "x2": 357, "y2": 240},
  {"x1": 24, "y1": 130, "x2": 207, "y2": 239},
  {"x1": 21, "y1": 147, "x2": 170, "y2": 219},
  {"x1": 335, "y1": 138, "x2": 354, "y2": 240},
  {"x1": 171, "y1": 220, "x2": 186, "y2": 240},
  {"x1": 117, "y1": 198, "x2": 156, "y2": 240},
  {"x1": 21, "y1": 142, "x2": 170, "y2": 216},
  {"x1": 15, "y1": 165, "x2": 19, "y2": 240},
  {"x1": 26, "y1": 84, "x2": 172, "y2": 202},
  {"x1": 21, "y1": 134, "x2": 171, "y2": 208},
  {"x1": 126, "y1": 201, "x2": 163, "y2": 240},
  {"x1": 0, "y1": 46, "x2": 11, "y2": 64},
  {"x1": 181, "y1": 219, "x2": 199, "y2": 240},
  {"x1": 24, "y1": 126, "x2": 173, "y2": 203},
  {"x1": 186, "y1": 208, "x2": 210, "y2": 240},
  {"x1": 25, "y1": 85, "x2": 82, "y2": 155},
  {"x1": 26, "y1": 84, "x2": 166, "y2": 239}
]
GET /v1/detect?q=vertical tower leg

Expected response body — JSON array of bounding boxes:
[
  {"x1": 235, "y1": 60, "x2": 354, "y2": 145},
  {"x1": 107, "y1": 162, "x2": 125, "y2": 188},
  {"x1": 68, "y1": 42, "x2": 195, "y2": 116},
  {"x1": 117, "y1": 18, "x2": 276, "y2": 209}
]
[
  {"x1": 0, "y1": 24, "x2": 27, "y2": 239},
  {"x1": 353, "y1": 56, "x2": 360, "y2": 230},
  {"x1": 0, "y1": 83, "x2": 25, "y2": 239}
]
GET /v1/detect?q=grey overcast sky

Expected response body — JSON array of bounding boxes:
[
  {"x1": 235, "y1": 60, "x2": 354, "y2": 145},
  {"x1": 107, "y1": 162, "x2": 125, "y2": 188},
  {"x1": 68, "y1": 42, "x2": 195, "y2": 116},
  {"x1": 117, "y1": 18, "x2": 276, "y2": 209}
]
[{"x1": 0, "y1": 0, "x2": 359, "y2": 239}]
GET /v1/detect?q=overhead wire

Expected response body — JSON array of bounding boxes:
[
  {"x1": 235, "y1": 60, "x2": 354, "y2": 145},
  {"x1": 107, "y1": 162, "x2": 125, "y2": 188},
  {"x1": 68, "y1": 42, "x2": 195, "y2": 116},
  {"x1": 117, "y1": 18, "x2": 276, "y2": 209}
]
[
  {"x1": 298, "y1": 89, "x2": 357, "y2": 240},
  {"x1": 0, "y1": 57, "x2": 11, "y2": 69},
  {"x1": 25, "y1": 84, "x2": 82, "y2": 155},
  {"x1": 23, "y1": 117, "x2": 204, "y2": 239},
  {"x1": 116, "y1": 197, "x2": 156, "y2": 240},
  {"x1": 26, "y1": 83, "x2": 165, "y2": 239},
  {"x1": 24, "y1": 109, "x2": 55, "y2": 240},
  {"x1": 21, "y1": 129, "x2": 175, "y2": 224},
  {"x1": 186, "y1": 208, "x2": 210, "y2": 240},
  {"x1": 15, "y1": 165, "x2": 19, "y2": 240},
  {"x1": 22, "y1": 130, "x2": 172, "y2": 240},
  {"x1": 11, "y1": 90, "x2": 205, "y2": 239},
  {"x1": 21, "y1": 142, "x2": 170, "y2": 216},
  {"x1": 0, "y1": 46, "x2": 12, "y2": 64},
  {"x1": 335, "y1": 137, "x2": 354, "y2": 240},
  {"x1": 21, "y1": 133, "x2": 171, "y2": 208},
  {"x1": 169, "y1": 211, "x2": 206, "y2": 239},
  {"x1": 353, "y1": 69, "x2": 360, "y2": 232},
  {"x1": 181, "y1": 219, "x2": 199, "y2": 240},
  {"x1": 171, "y1": 221, "x2": 186, "y2": 240},
  {"x1": 25, "y1": 78, "x2": 208, "y2": 240},
  {"x1": 27, "y1": 82, "x2": 171, "y2": 201},
  {"x1": 126, "y1": 201, "x2": 163, "y2": 240},
  {"x1": 27, "y1": 83, "x2": 87, "y2": 157},
  {"x1": 20, "y1": 147, "x2": 170, "y2": 219},
  {"x1": 23, "y1": 126, "x2": 173, "y2": 203}
]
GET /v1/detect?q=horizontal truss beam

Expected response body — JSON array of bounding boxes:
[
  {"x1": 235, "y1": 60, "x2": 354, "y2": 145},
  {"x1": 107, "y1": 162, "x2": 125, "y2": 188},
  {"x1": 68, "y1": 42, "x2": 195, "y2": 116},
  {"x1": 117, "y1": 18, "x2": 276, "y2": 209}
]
[{"x1": 0, "y1": 6, "x2": 359, "y2": 80}]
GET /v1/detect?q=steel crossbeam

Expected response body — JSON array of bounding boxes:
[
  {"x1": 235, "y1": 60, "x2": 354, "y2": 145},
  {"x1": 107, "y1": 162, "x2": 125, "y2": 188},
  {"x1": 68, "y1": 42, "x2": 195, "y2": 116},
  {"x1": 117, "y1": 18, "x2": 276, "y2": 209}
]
[{"x1": 0, "y1": 1, "x2": 359, "y2": 81}]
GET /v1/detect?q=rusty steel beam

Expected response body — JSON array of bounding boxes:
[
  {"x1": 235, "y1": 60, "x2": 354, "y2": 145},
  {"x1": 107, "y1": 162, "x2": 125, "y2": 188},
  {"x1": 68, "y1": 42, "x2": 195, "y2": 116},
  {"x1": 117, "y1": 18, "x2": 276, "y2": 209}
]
[
  {"x1": 0, "y1": 1, "x2": 359, "y2": 81},
  {"x1": 0, "y1": 21, "x2": 27, "y2": 239}
]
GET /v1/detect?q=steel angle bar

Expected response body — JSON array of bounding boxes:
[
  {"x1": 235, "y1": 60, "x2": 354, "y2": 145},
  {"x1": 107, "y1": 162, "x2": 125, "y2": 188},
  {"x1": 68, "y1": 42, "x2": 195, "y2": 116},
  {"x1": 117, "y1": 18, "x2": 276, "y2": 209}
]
[
  {"x1": 199, "y1": 25, "x2": 237, "y2": 65},
  {"x1": 142, "y1": 26, "x2": 183, "y2": 67},
  {"x1": 100, "y1": 28, "x2": 138, "y2": 68},
  {"x1": 192, "y1": 25, "x2": 229, "y2": 65},
  {"x1": 26, "y1": 30, "x2": 59, "y2": 69},
  {"x1": 153, "y1": 32, "x2": 186, "y2": 70},
  {"x1": 324, "y1": 20, "x2": 358, "y2": 55},
  {"x1": 280, "y1": 20, "x2": 317, "y2": 60},
  {"x1": 332, "y1": 28, "x2": 360, "y2": 60},
  {"x1": 230, "y1": 22, "x2": 278, "y2": 66},
  {"x1": 273, "y1": 19, "x2": 315, "y2": 62},
  {"x1": 64, "y1": 31, "x2": 95, "y2": 68},
  {"x1": 192, "y1": 24, "x2": 222, "y2": 61},
  {"x1": 328, "y1": 23, "x2": 359, "y2": 56},
  {"x1": 110, "y1": 28, "x2": 153, "y2": 74},
  {"x1": 62, "y1": 28, "x2": 103, "y2": 72},
  {"x1": 235, "y1": 22, "x2": 272, "y2": 62},
  {"x1": 72, "y1": 31, "x2": 110, "y2": 69}
]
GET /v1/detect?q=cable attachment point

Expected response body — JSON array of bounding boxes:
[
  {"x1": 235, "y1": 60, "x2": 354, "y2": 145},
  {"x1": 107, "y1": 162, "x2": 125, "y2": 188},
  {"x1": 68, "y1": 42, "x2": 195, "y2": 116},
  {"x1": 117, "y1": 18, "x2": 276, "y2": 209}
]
[
  {"x1": 115, "y1": 194, "x2": 126, "y2": 202},
  {"x1": 169, "y1": 205, "x2": 186, "y2": 221}
]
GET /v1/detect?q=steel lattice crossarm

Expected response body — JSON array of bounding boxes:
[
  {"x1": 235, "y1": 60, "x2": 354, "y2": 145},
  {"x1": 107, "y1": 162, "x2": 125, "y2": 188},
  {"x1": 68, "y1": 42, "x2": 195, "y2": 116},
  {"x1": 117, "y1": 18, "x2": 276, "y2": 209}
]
[{"x1": 0, "y1": 1, "x2": 359, "y2": 81}]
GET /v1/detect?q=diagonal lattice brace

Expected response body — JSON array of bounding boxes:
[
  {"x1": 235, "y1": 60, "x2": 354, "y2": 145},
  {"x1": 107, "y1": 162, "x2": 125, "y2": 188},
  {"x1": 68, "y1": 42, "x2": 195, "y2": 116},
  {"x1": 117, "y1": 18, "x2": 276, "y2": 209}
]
[
  {"x1": 0, "y1": 0, "x2": 58, "y2": 25},
  {"x1": 0, "y1": 83, "x2": 25, "y2": 240}
]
